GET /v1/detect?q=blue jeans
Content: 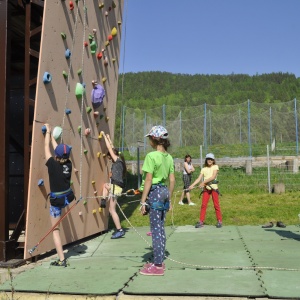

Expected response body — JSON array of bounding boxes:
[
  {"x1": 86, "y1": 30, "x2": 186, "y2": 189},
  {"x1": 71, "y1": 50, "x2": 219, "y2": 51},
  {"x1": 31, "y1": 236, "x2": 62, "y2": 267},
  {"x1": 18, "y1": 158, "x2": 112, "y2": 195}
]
[{"x1": 148, "y1": 185, "x2": 169, "y2": 265}]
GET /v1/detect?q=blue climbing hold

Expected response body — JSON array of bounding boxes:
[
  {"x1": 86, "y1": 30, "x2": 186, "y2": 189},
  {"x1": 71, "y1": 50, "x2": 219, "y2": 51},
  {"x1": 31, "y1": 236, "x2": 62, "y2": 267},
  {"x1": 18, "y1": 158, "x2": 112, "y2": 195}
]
[
  {"x1": 41, "y1": 125, "x2": 47, "y2": 134},
  {"x1": 38, "y1": 179, "x2": 44, "y2": 186},
  {"x1": 65, "y1": 49, "x2": 71, "y2": 59},
  {"x1": 65, "y1": 108, "x2": 72, "y2": 115},
  {"x1": 43, "y1": 72, "x2": 52, "y2": 84}
]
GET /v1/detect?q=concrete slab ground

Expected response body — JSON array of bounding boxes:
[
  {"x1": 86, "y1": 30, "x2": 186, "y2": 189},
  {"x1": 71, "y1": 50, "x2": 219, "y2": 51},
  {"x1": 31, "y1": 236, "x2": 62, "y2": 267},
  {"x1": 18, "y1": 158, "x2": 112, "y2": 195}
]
[{"x1": 0, "y1": 226, "x2": 299, "y2": 299}]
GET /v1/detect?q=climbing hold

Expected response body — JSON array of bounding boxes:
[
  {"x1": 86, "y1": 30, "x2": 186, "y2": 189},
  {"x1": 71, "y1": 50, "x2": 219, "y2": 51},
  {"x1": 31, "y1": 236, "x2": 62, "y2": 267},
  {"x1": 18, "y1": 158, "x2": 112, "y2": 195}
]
[
  {"x1": 88, "y1": 34, "x2": 94, "y2": 41},
  {"x1": 90, "y1": 41, "x2": 97, "y2": 54},
  {"x1": 103, "y1": 107, "x2": 107, "y2": 111},
  {"x1": 93, "y1": 111, "x2": 99, "y2": 118},
  {"x1": 53, "y1": 126, "x2": 63, "y2": 140},
  {"x1": 91, "y1": 83, "x2": 105, "y2": 109},
  {"x1": 102, "y1": 154, "x2": 106, "y2": 157},
  {"x1": 105, "y1": 41, "x2": 110, "y2": 47},
  {"x1": 69, "y1": 1, "x2": 74, "y2": 10},
  {"x1": 111, "y1": 27, "x2": 117, "y2": 36},
  {"x1": 85, "y1": 128, "x2": 91, "y2": 136},
  {"x1": 92, "y1": 209, "x2": 97, "y2": 214},
  {"x1": 94, "y1": 191, "x2": 97, "y2": 195},
  {"x1": 105, "y1": 116, "x2": 109, "y2": 122},
  {"x1": 118, "y1": 21, "x2": 122, "y2": 25},
  {"x1": 86, "y1": 107, "x2": 92, "y2": 113},
  {"x1": 65, "y1": 108, "x2": 72, "y2": 115},
  {"x1": 78, "y1": 126, "x2": 81, "y2": 133},
  {"x1": 43, "y1": 72, "x2": 52, "y2": 84},
  {"x1": 98, "y1": 2, "x2": 104, "y2": 8},
  {"x1": 38, "y1": 179, "x2": 44, "y2": 186},
  {"x1": 102, "y1": 48, "x2": 105, "y2": 53},
  {"x1": 62, "y1": 71, "x2": 68, "y2": 78},
  {"x1": 100, "y1": 114, "x2": 104, "y2": 119},
  {"x1": 41, "y1": 125, "x2": 47, "y2": 134},
  {"x1": 98, "y1": 133, "x2": 103, "y2": 139},
  {"x1": 84, "y1": 149, "x2": 88, "y2": 154},
  {"x1": 78, "y1": 211, "x2": 82, "y2": 216},
  {"x1": 108, "y1": 35, "x2": 113, "y2": 41},
  {"x1": 61, "y1": 32, "x2": 66, "y2": 39},
  {"x1": 108, "y1": 6, "x2": 112, "y2": 11},
  {"x1": 93, "y1": 29, "x2": 97, "y2": 34},
  {"x1": 97, "y1": 52, "x2": 103, "y2": 60},
  {"x1": 98, "y1": 207, "x2": 102, "y2": 213},
  {"x1": 65, "y1": 49, "x2": 71, "y2": 59},
  {"x1": 83, "y1": 200, "x2": 87, "y2": 205},
  {"x1": 102, "y1": 77, "x2": 107, "y2": 83},
  {"x1": 103, "y1": 56, "x2": 108, "y2": 67},
  {"x1": 105, "y1": 11, "x2": 108, "y2": 16},
  {"x1": 92, "y1": 180, "x2": 95, "y2": 185},
  {"x1": 75, "y1": 82, "x2": 85, "y2": 99},
  {"x1": 97, "y1": 152, "x2": 101, "y2": 158},
  {"x1": 84, "y1": 41, "x2": 88, "y2": 47},
  {"x1": 74, "y1": 168, "x2": 78, "y2": 173},
  {"x1": 77, "y1": 68, "x2": 82, "y2": 75},
  {"x1": 112, "y1": 1, "x2": 116, "y2": 8}
]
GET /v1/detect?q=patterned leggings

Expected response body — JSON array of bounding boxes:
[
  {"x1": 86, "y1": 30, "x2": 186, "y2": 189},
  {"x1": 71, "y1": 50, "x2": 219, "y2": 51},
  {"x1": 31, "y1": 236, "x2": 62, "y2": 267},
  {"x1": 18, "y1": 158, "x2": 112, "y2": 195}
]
[{"x1": 148, "y1": 185, "x2": 169, "y2": 265}]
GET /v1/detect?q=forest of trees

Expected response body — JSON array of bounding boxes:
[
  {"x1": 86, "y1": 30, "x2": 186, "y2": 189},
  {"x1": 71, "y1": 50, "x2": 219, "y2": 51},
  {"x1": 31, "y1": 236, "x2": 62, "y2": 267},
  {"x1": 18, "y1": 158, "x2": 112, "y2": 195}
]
[
  {"x1": 117, "y1": 71, "x2": 300, "y2": 107},
  {"x1": 115, "y1": 71, "x2": 300, "y2": 138}
]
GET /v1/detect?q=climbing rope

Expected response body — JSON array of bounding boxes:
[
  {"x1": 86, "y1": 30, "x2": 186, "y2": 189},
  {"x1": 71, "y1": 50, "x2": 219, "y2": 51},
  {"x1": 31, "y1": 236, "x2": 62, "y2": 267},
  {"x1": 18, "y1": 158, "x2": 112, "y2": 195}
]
[{"x1": 115, "y1": 188, "x2": 300, "y2": 272}]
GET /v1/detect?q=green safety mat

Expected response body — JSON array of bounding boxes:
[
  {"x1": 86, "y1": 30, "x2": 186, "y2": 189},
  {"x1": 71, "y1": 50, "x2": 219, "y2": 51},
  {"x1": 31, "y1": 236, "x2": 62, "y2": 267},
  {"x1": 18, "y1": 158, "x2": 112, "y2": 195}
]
[{"x1": 0, "y1": 226, "x2": 299, "y2": 298}]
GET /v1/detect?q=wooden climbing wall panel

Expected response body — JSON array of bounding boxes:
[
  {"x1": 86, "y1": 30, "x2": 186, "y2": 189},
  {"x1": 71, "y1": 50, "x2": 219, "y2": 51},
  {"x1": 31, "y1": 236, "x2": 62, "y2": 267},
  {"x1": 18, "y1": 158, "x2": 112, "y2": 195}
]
[{"x1": 24, "y1": 0, "x2": 124, "y2": 259}]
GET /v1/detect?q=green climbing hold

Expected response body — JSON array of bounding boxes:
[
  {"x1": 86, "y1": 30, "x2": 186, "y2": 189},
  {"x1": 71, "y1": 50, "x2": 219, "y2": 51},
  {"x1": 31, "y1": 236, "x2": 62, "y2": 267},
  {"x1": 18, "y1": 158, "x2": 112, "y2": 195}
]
[
  {"x1": 78, "y1": 126, "x2": 81, "y2": 133},
  {"x1": 61, "y1": 32, "x2": 66, "y2": 39},
  {"x1": 84, "y1": 149, "x2": 88, "y2": 154},
  {"x1": 90, "y1": 41, "x2": 97, "y2": 54},
  {"x1": 88, "y1": 34, "x2": 94, "y2": 41},
  {"x1": 77, "y1": 68, "x2": 82, "y2": 75},
  {"x1": 86, "y1": 106, "x2": 92, "y2": 113},
  {"x1": 100, "y1": 114, "x2": 104, "y2": 119},
  {"x1": 62, "y1": 71, "x2": 68, "y2": 78},
  {"x1": 75, "y1": 82, "x2": 85, "y2": 99}
]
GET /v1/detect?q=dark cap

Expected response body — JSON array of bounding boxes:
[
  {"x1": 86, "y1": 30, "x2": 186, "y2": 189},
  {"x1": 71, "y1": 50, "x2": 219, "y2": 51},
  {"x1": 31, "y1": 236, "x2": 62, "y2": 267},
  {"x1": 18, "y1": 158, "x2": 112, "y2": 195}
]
[{"x1": 54, "y1": 144, "x2": 71, "y2": 158}]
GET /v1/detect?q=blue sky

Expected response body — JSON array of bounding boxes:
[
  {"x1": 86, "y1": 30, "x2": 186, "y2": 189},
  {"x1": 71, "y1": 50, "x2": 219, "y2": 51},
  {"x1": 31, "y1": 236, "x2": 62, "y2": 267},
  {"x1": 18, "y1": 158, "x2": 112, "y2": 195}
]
[{"x1": 120, "y1": 0, "x2": 300, "y2": 77}]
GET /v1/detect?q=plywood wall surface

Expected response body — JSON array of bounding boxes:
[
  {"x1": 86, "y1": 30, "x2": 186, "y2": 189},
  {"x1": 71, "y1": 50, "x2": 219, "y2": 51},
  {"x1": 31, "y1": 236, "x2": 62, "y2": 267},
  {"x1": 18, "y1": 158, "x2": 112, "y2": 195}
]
[{"x1": 24, "y1": 0, "x2": 124, "y2": 259}]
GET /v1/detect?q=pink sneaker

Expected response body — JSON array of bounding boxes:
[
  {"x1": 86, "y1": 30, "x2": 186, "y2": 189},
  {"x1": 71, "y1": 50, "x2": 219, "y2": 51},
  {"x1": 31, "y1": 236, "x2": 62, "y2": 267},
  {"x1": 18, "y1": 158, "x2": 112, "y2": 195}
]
[
  {"x1": 140, "y1": 264, "x2": 164, "y2": 276},
  {"x1": 146, "y1": 232, "x2": 152, "y2": 236},
  {"x1": 143, "y1": 262, "x2": 166, "y2": 270}
]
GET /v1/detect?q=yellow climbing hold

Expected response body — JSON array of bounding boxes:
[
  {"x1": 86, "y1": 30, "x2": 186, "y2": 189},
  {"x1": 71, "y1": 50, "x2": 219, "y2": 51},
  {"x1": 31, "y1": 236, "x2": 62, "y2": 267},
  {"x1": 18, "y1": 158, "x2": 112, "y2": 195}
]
[
  {"x1": 92, "y1": 209, "x2": 97, "y2": 214},
  {"x1": 102, "y1": 77, "x2": 107, "y2": 83},
  {"x1": 98, "y1": 207, "x2": 102, "y2": 213},
  {"x1": 97, "y1": 152, "x2": 101, "y2": 158},
  {"x1": 111, "y1": 27, "x2": 117, "y2": 36},
  {"x1": 92, "y1": 180, "x2": 95, "y2": 185}
]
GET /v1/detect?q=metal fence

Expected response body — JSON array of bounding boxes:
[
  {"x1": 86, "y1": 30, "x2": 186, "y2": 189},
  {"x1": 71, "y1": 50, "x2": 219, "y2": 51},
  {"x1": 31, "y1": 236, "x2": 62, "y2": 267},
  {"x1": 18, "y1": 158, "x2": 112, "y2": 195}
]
[{"x1": 120, "y1": 98, "x2": 300, "y2": 157}]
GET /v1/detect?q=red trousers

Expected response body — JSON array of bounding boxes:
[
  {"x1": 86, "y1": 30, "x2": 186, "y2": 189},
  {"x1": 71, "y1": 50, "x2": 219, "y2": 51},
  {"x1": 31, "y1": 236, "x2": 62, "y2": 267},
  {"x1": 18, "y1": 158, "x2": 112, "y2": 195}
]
[{"x1": 200, "y1": 189, "x2": 222, "y2": 222}]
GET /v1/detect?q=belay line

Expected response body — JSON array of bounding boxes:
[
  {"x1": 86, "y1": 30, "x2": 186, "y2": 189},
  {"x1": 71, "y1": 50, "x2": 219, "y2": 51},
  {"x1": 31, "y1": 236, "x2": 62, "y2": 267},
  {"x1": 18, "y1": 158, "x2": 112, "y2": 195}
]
[{"x1": 115, "y1": 191, "x2": 300, "y2": 272}]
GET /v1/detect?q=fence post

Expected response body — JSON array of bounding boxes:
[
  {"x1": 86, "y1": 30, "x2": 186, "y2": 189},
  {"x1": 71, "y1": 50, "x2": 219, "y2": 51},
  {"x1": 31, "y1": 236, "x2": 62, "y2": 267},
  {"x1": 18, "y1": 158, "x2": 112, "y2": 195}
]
[
  {"x1": 179, "y1": 111, "x2": 182, "y2": 146},
  {"x1": 267, "y1": 145, "x2": 271, "y2": 193},
  {"x1": 143, "y1": 113, "x2": 147, "y2": 153},
  {"x1": 162, "y1": 104, "x2": 166, "y2": 127},
  {"x1": 121, "y1": 105, "x2": 126, "y2": 152},
  {"x1": 270, "y1": 107, "x2": 272, "y2": 146},
  {"x1": 203, "y1": 103, "x2": 207, "y2": 153},
  {"x1": 247, "y1": 99, "x2": 252, "y2": 157},
  {"x1": 294, "y1": 98, "x2": 298, "y2": 155}
]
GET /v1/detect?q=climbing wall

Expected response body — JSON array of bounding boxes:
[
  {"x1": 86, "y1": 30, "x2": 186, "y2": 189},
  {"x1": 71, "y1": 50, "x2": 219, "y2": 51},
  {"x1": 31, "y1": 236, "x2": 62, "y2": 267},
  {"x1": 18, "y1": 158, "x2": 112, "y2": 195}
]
[{"x1": 24, "y1": 0, "x2": 124, "y2": 259}]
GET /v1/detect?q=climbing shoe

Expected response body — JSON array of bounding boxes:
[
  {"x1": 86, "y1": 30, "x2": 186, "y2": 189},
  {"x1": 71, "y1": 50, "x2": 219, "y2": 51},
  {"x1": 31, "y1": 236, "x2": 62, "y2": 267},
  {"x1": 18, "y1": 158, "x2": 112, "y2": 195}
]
[
  {"x1": 111, "y1": 229, "x2": 125, "y2": 239},
  {"x1": 100, "y1": 198, "x2": 106, "y2": 208},
  {"x1": 50, "y1": 259, "x2": 68, "y2": 267}
]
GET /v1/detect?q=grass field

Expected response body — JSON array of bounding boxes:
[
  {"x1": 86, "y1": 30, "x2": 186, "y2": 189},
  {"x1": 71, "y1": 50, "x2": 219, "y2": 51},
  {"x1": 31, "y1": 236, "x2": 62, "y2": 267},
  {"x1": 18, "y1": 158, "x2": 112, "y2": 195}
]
[{"x1": 111, "y1": 171, "x2": 300, "y2": 229}]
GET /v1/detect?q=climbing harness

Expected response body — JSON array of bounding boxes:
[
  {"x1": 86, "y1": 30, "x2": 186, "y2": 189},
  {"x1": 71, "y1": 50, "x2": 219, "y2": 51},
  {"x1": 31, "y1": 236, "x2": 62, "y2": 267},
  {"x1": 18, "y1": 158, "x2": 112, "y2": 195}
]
[{"x1": 47, "y1": 188, "x2": 75, "y2": 208}]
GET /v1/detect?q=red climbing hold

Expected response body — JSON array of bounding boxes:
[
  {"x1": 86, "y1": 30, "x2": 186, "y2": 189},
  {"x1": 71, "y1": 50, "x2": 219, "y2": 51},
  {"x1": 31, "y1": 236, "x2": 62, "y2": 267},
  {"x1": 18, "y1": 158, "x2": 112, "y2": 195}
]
[
  {"x1": 97, "y1": 52, "x2": 103, "y2": 60},
  {"x1": 69, "y1": 1, "x2": 74, "y2": 10}
]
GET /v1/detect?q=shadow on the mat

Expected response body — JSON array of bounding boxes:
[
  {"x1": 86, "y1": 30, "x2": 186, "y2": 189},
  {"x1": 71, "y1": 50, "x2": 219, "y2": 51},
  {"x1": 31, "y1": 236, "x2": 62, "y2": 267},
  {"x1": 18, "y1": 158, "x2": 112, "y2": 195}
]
[
  {"x1": 64, "y1": 244, "x2": 88, "y2": 258},
  {"x1": 141, "y1": 249, "x2": 171, "y2": 263},
  {"x1": 267, "y1": 229, "x2": 300, "y2": 241}
]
